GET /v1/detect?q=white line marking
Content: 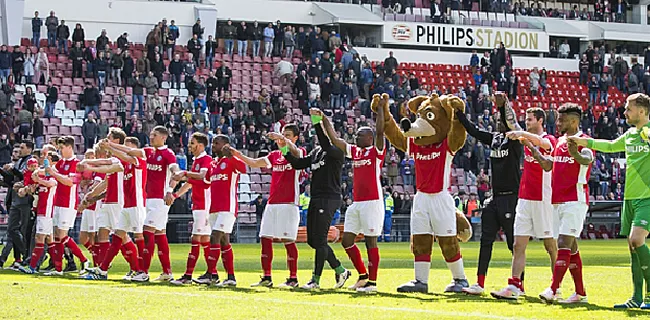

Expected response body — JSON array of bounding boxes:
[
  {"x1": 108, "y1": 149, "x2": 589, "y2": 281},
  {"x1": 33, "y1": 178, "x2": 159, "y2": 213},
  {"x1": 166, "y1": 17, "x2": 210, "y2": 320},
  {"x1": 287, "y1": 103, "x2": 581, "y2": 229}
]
[{"x1": 1, "y1": 280, "x2": 541, "y2": 320}]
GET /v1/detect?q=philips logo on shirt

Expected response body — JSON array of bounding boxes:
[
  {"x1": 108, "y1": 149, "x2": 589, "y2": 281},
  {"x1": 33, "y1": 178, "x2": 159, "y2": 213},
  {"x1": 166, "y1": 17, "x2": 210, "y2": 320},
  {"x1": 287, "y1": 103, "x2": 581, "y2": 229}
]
[
  {"x1": 490, "y1": 149, "x2": 509, "y2": 158},
  {"x1": 524, "y1": 155, "x2": 538, "y2": 163},
  {"x1": 352, "y1": 159, "x2": 372, "y2": 168},
  {"x1": 147, "y1": 163, "x2": 163, "y2": 171},
  {"x1": 415, "y1": 152, "x2": 441, "y2": 161},
  {"x1": 553, "y1": 156, "x2": 575, "y2": 164},
  {"x1": 627, "y1": 145, "x2": 650, "y2": 153},
  {"x1": 124, "y1": 172, "x2": 133, "y2": 180},
  {"x1": 273, "y1": 163, "x2": 293, "y2": 172},
  {"x1": 212, "y1": 173, "x2": 230, "y2": 181}
]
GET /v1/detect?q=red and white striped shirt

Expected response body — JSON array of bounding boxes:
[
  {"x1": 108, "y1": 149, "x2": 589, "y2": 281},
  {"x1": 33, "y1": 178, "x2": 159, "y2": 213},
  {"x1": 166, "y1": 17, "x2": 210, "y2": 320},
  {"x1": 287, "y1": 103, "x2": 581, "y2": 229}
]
[
  {"x1": 551, "y1": 132, "x2": 593, "y2": 204},
  {"x1": 36, "y1": 174, "x2": 56, "y2": 218},
  {"x1": 188, "y1": 152, "x2": 212, "y2": 211},
  {"x1": 520, "y1": 133, "x2": 557, "y2": 202},
  {"x1": 347, "y1": 145, "x2": 385, "y2": 202},
  {"x1": 144, "y1": 146, "x2": 177, "y2": 199},
  {"x1": 123, "y1": 157, "x2": 147, "y2": 209},
  {"x1": 87, "y1": 172, "x2": 105, "y2": 211},
  {"x1": 264, "y1": 149, "x2": 305, "y2": 205},
  {"x1": 407, "y1": 138, "x2": 453, "y2": 194},
  {"x1": 210, "y1": 156, "x2": 247, "y2": 215},
  {"x1": 104, "y1": 157, "x2": 125, "y2": 205},
  {"x1": 53, "y1": 157, "x2": 79, "y2": 209}
]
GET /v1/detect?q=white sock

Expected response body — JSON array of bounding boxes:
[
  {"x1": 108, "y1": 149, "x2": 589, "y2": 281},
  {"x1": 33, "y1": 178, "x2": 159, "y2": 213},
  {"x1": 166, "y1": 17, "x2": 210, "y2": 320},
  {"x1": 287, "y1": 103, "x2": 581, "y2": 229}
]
[
  {"x1": 414, "y1": 261, "x2": 430, "y2": 283},
  {"x1": 446, "y1": 258, "x2": 465, "y2": 280}
]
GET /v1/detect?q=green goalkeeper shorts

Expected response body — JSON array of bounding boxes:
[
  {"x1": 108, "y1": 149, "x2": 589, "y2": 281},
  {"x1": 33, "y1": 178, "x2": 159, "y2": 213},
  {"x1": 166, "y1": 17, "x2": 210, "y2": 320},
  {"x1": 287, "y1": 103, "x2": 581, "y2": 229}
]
[{"x1": 621, "y1": 198, "x2": 650, "y2": 236}]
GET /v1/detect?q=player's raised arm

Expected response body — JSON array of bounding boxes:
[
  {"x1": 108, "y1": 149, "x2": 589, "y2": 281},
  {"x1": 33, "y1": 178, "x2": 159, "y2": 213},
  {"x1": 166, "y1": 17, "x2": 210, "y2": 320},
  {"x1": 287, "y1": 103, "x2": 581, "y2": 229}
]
[
  {"x1": 32, "y1": 169, "x2": 56, "y2": 188},
  {"x1": 496, "y1": 93, "x2": 522, "y2": 131},
  {"x1": 80, "y1": 158, "x2": 124, "y2": 174},
  {"x1": 522, "y1": 139, "x2": 553, "y2": 172},
  {"x1": 376, "y1": 99, "x2": 386, "y2": 151},
  {"x1": 267, "y1": 132, "x2": 301, "y2": 158},
  {"x1": 282, "y1": 139, "x2": 312, "y2": 170},
  {"x1": 108, "y1": 142, "x2": 146, "y2": 159},
  {"x1": 226, "y1": 145, "x2": 270, "y2": 168},
  {"x1": 455, "y1": 109, "x2": 493, "y2": 145},
  {"x1": 46, "y1": 165, "x2": 73, "y2": 187},
  {"x1": 506, "y1": 131, "x2": 552, "y2": 151},
  {"x1": 570, "y1": 133, "x2": 627, "y2": 153},
  {"x1": 568, "y1": 139, "x2": 594, "y2": 166},
  {"x1": 316, "y1": 108, "x2": 348, "y2": 152},
  {"x1": 171, "y1": 180, "x2": 193, "y2": 199},
  {"x1": 181, "y1": 166, "x2": 208, "y2": 181},
  {"x1": 105, "y1": 141, "x2": 139, "y2": 165}
]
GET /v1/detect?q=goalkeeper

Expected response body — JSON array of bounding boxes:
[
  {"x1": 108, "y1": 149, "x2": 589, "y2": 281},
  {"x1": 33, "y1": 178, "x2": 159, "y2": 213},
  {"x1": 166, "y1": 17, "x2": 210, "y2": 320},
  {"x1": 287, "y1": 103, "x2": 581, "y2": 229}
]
[{"x1": 570, "y1": 93, "x2": 650, "y2": 309}]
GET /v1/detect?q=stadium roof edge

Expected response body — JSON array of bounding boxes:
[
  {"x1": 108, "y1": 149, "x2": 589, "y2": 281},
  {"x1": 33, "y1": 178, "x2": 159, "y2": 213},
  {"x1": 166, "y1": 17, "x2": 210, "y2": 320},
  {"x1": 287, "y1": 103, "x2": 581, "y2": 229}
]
[{"x1": 312, "y1": 2, "x2": 384, "y2": 26}]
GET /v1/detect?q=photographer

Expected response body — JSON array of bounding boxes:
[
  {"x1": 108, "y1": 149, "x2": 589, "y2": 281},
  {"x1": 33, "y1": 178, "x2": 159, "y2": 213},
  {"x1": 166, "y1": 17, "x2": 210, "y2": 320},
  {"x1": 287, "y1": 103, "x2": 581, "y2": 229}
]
[{"x1": 0, "y1": 141, "x2": 33, "y2": 268}]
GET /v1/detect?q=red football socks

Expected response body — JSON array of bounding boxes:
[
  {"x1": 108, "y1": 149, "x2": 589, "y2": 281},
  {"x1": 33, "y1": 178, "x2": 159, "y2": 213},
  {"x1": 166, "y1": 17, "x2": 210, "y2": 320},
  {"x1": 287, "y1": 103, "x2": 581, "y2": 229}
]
[
  {"x1": 284, "y1": 242, "x2": 298, "y2": 279},
  {"x1": 222, "y1": 244, "x2": 235, "y2": 276},
  {"x1": 62, "y1": 236, "x2": 87, "y2": 263},
  {"x1": 100, "y1": 236, "x2": 123, "y2": 272},
  {"x1": 155, "y1": 234, "x2": 172, "y2": 274},
  {"x1": 96, "y1": 241, "x2": 110, "y2": 266},
  {"x1": 142, "y1": 231, "x2": 155, "y2": 273},
  {"x1": 367, "y1": 247, "x2": 380, "y2": 282},
  {"x1": 49, "y1": 241, "x2": 62, "y2": 272},
  {"x1": 551, "y1": 248, "x2": 572, "y2": 294},
  {"x1": 569, "y1": 251, "x2": 586, "y2": 296},
  {"x1": 477, "y1": 274, "x2": 486, "y2": 288},
  {"x1": 207, "y1": 243, "x2": 221, "y2": 275},
  {"x1": 261, "y1": 237, "x2": 273, "y2": 277},
  {"x1": 135, "y1": 238, "x2": 145, "y2": 272},
  {"x1": 184, "y1": 240, "x2": 200, "y2": 276},
  {"x1": 30, "y1": 243, "x2": 44, "y2": 269},
  {"x1": 345, "y1": 244, "x2": 368, "y2": 276}
]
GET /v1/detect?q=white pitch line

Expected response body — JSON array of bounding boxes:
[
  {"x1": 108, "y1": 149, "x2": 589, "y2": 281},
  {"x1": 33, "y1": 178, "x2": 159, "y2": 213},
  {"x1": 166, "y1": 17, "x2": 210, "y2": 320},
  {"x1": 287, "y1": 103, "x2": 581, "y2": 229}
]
[{"x1": 1, "y1": 280, "x2": 543, "y2": 320}]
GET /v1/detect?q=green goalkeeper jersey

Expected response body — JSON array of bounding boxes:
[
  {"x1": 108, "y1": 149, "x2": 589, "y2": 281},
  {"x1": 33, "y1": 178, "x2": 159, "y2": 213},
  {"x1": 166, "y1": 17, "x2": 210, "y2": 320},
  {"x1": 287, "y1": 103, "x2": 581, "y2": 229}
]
[{"x1": 588, "y1": 123, "x2": 650, "y2": 200}]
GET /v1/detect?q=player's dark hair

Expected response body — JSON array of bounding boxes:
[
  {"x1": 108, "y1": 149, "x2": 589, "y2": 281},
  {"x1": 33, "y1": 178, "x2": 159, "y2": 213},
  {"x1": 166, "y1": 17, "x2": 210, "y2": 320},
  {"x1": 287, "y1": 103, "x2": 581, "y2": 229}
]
[
  {"x1": 191, "y1": 132, "x2": 208, "y2": 147},
  {"x1": 22, "y1": 141, "x2": 34, "y2": 150},
  {"x1": 558, "y1": 103, "x2": 582, "y2": 118},
  {"x1": 108, "y1": 127, "x2": 126, "y2": 144},
  {"x1": 214, "y1": 134, "x2": 230, "y2": 144},
  {"x1": 32, "y1": 149, "x2": 41, "y2": 158},
  {"x1": 525, "y1": 107, "x2": 546, "y2": 126},
  {"x1": 49, "y1": 152, "x2": 60, "y2": 162},
  {"x1": 56, "y1": 136, "x2": 75, "y2": 147},
  {"x1": 629, "y1": 93, "x2": 650, "y2": 116},
  {"x1": 282, "y1": 124, "x2": 300, "y2": 137},
  {"x1": 152, "y1": 125, "x2": 169, "y2": 136},
  {"x1": 125, "y1": 137, "x2": 140, "y2": 147}
]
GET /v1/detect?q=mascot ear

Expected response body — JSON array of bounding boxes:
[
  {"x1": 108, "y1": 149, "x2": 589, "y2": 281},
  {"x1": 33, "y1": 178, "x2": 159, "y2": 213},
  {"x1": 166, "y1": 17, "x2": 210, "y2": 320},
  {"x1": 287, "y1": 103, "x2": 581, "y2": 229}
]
[
  {"x1": 439, "y1": 95, "x2": 454, "y2": 121},
  {"x1": 407, "y1": 96, "x2": 428, "y2": 114}
]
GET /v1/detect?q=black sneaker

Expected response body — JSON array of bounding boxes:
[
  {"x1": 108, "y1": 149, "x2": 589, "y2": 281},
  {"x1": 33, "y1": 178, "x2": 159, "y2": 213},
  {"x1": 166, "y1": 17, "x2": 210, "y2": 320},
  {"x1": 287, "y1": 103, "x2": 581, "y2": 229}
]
[
  {"x1": 170, "y1": 274, "x2": 193, "y2": 286},
  {"x1": 193, "y1": 272, "x2": 213, "y2": 285},
  {"x1": 334, "y1": 269, "x2": 351, "y2": 289},
  {"x1": 63, "y1": 262, "x2": 78, "y2": 273}
]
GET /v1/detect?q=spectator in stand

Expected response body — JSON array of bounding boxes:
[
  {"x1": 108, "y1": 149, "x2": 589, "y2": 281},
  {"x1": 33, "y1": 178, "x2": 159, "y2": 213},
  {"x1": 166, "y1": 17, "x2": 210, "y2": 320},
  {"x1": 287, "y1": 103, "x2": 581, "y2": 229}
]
[
  {"x1": 183, "y1": 54, "x2": 197, "y2": 94},
  {"x1": 45, "y1": 11, "x2": 58, "y2": 48},
  {"x1": 285, "y1": 26, "x2": 295, "y2": 59},
  {"x1": 23, "y1": 50, "x2": 35, "y2": 85},
  {"x1": 192, "y1": 18, "x2": 204, "y2": 43},
  {"x1": 628, "y1": 69, "x2": 639, "y2": 94},
  {"x1": 150, "y1": 53, "x2": 164, "y2": 87},
  {"x1": 589, "y1": 76, "x2": 600, "y2": 104},
  {"x1": 69, "y1": 42, "x2": 83, "y2": 78},
  {"x1": 401, "y1": 154, "x2": 414, "y2": 186},
  {"x1": 35, "y1": 47, "x2": 49, "y2": 84},
  {"x1": 116, "y1": 87, "x2": 127, "y2": 127},
  {"x1": 222, "y1": 19, "x2": 236, "y2": 56},
  {"x1": 17, "y1": 106, "x2": 32, "y2": 141},
  {"x1": 135, "y1": 53, "x2": 149, "y2": 77},
  {"x1": 237, "y1": 21, "x2": 248, "y2": 57},
  {"x1": 469, "y1": 50, "x2": 479, "y2": 70},
  {"x1": 246, "y1": 124, "x2": 261, "y2": 157},
  {"x1": 599, "y1": 73, "x2": 611, "y2": 104},
  {"x1": 546, "y1": 103, "x2": 557, "y2": 135},
  {"x1": 205, "y1": 35, "x2": 217, "y2": 71},
  {"x1": 44, "y1": 79, "x2": 57, "y2": 118},
  {"x1": 95, "y1": 51, "x2": 108, "y2": 93},
  {"x1": 272, "y1": 20, "x2": 284, "y2": 57},
  {"x1": 311, "y1": 32, "x2": 326, "y2": 61},
  {"x1": 384, "y1": 51, "x2": 398, "y2": 76},
  {"x1": 33, "y1": 112, "x2": 44, "y2": 148},
  {"x1": 166, "y1": 20, "x2": 179, "y2": 59},
  {"x1": 82, "y1": 81, "x2": 101, "y2": 118},
  {"x1": 144, "y1": 70, "x2": 158, "y2": 96},
  {"x1": 529, "y1": 67, "x2": 540, "y2": 96},
  {"x1": 294, "y1": 69, "x2": 308, "y2": 114},
  {"x1": 578, "y1": 54, "x2": 589, "y2": 85},
  {"x1": 72, "y1": 23, "x2": 85, "y2": 49},
  {"x1": 183, "y1": 34, "x2": 199, "y2": 67},
  {"x1": 82, "y1": 113, "x2": 99, "y2": 150},
  {"x1": 614, "y1": 56, "x2": 629, "y2": 92},
  {"x1": 263, "y1": 22, "x2": 275, "y2": 58},
  {"x1": 495, "y1": 65, "x2": 509, "y2": 92},
  {"x1": 96, "y1": 29, "x2": 109, "y2": 52},
  {"x1": 22, "y1": 87, "x2": 36, "y2": 114},
  {"x1": 116, "y1": 32, "x2": 129, "y2": 51},
  {"x1": 249, "y1": 21, "x2": 263, "y2": 58},
  {"x1": 83, "y1": 40, "x2": 97, "y2": 78},
  {"x1": 121, "y1": 50, "x2": 134, "y2": 87},
  {"x1": 130, "y1": 71, "x2": 145, "y2": 118},
  {"x1": 31, "y1": 11, "x2": 43, "y2": 48},
  {"x1": 11, "y1": 46, "x2": 23, "y2": 85},
  {"x1": 168, "y1": 53, "x2": 182, "y2": 90},
  {"x1": 216, "y1": 63, "x2": 232, "y2": 97}
]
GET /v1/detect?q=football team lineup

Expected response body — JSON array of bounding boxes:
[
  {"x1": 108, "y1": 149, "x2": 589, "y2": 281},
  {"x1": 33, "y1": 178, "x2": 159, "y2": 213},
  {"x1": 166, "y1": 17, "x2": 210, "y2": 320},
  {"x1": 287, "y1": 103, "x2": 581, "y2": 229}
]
[{"x1": 3, "y1": 92, "x2": 650, "y2": 318}]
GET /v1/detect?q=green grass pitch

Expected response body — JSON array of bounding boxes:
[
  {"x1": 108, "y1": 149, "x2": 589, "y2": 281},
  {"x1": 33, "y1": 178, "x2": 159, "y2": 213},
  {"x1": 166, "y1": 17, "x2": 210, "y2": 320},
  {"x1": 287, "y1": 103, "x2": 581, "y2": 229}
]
[{"x1": 0, "y1": 239, "x2": 648, "y2": 319}]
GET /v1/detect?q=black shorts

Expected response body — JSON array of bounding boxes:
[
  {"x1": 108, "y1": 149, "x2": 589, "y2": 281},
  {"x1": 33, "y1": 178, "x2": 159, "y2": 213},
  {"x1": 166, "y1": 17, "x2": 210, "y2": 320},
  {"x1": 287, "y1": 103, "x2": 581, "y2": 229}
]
[
  {"x1": 306, "y1": 198, "x2": 340, "y2": 247},
  {"x1": 480, "y1": 193, "x2": 517, "y2": 242}
]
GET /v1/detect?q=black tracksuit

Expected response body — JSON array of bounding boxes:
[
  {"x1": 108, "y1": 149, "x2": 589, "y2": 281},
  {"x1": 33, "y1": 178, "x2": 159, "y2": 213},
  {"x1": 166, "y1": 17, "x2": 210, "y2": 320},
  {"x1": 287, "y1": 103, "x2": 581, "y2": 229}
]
[
  {"x1": 456, "y1": 108, "x2": 522, "y2": 279},
  {"x1": 285, "y1": 122, "x2": 344, "y2": 277}
]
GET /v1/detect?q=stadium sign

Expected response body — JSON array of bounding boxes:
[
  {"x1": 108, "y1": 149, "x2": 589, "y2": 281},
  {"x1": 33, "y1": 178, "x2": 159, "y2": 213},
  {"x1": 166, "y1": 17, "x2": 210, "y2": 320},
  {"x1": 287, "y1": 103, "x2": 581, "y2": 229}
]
[{"x1": 384, "y1": 22, "x2": 549, "y2": 52}]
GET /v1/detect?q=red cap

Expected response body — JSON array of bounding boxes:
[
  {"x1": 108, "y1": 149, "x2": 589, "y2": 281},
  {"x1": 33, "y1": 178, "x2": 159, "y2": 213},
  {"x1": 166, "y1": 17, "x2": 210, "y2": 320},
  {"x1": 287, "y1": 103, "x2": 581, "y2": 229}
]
[{"x1": 26, "y1": 158, "x2": 38, "y2": 166}]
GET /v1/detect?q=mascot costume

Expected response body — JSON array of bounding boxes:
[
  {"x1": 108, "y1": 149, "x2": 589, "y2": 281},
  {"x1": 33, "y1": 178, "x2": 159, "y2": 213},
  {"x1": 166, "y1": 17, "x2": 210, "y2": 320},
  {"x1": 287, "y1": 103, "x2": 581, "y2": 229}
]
[{"x1": 371, "y1": 93, "x2": 472, "y2": 293}]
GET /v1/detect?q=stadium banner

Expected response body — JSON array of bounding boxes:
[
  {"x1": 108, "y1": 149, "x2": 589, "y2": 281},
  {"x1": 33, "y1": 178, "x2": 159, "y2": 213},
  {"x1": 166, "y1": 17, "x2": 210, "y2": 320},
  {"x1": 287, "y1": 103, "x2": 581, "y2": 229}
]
[{"x1": 383, "y1": 22, "x2": 550, "y2": 53}]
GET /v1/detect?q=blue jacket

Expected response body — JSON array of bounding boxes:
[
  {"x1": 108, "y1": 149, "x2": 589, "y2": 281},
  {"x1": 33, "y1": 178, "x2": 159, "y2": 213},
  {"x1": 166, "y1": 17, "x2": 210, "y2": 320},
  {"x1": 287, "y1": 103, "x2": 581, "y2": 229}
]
[
  {"x1": 32, "y1": 18, "x2": 43, "y2": 32},
  {"x1": 341, "y1": 52, "x2": 353, "y2": 71},
  {"x1": 360, "y1": 68, "x2": 373, "y2": 84},
  {"x1": 169, "y1": 25, "x2": 179, "y2": 41},
  {"x1": 470, "y1": 54, "x2": 479, "y2": 67},
  {"x1": 0, "y1": 51, "x2": 11, "y2": 69}
]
